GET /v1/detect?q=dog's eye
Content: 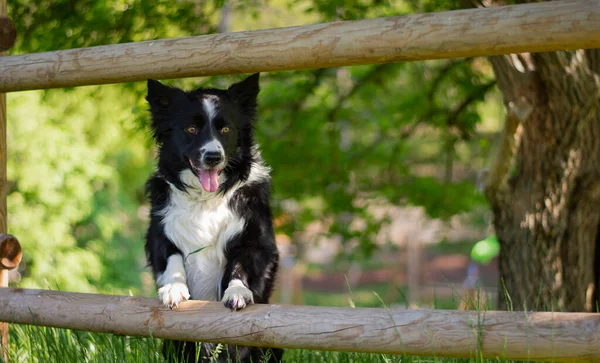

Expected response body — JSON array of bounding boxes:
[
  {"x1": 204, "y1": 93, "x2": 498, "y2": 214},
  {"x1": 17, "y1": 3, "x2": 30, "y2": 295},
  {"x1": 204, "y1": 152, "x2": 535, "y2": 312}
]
[
  {"x1": 158, "y1": 96, "x2": 170, "y2": 106},
  {"x1": 185, "y1": 126, "x2": 197, "y2": 134},
  {"x1": 220, "y1": 127, "x2": 230, "y2": 134}
]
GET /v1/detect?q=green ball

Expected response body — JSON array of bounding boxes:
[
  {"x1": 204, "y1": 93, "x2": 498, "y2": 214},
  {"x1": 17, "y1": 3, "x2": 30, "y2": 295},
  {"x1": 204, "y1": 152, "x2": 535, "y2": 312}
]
[{"x1": 471, "y1": 234, "x2": 500, "y2": 264}]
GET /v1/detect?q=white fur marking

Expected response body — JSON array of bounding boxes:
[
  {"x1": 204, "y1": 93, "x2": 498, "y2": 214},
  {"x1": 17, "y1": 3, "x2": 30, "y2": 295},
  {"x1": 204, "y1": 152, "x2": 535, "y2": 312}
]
[
  {"x1": 202, "y1": 97, "x2": 218, "y2": 122},
  {"x1": 201, "y1": 139, "x2": 224, "y2": 154},
  {"x1": 222, "y1": 278, "x2": 254, "y2": 310},
  {"x1": 157, "y1": 255, "x2": 190, "y2": 309},
  {"x1": 160, "y1": 179, "x2": 246, "y2": 301},
  {"x1": 246, "y1": 161, "x2": 270, "y2": 185},
  {"x1": 246, "y1": 147, "x2": 271, "y2": 185}
]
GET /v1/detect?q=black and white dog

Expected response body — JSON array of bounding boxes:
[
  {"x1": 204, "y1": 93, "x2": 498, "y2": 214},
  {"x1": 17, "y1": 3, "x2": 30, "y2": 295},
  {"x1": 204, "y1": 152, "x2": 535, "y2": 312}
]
[{"x1": 144, "y1": 74, "x2": 281, "y2": 362}]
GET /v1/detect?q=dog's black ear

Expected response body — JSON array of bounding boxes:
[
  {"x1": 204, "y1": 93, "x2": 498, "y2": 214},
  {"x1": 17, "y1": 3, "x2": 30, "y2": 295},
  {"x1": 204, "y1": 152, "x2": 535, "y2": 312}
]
[
  {"x1": 146, "y1": 79, "x2": 177, "y2": 108},
  {"x1": 227, "y1": 73, "x2": 260, "y2": 117},
  {"x1": 146, "y1": 79, "x2": 179, "y2": 140}
]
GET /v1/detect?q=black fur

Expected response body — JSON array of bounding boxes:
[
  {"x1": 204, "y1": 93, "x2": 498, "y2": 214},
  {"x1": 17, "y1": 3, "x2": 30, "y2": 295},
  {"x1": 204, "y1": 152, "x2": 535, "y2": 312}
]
[{"x1": 144, "y1": 74, "x2": 282, "y2": 363}]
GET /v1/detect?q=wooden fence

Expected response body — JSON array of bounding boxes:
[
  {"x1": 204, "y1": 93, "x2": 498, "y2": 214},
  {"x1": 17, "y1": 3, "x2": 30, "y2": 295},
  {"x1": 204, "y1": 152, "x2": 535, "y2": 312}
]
[
  {"x1": 1, "y1": 0, "x2": 600, "y2": 361},
  {"x1": 0, "y1": 0, "x2": 599, "y2": 92},
  {"x1": 2, "y1": 288, "x2": 600, "y2": 362}
]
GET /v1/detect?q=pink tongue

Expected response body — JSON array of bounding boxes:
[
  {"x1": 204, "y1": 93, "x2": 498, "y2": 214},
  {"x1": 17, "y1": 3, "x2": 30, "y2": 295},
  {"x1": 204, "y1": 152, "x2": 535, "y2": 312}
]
[{"x1": 198, "y1": 169, "x2": 219, "y2": 192}]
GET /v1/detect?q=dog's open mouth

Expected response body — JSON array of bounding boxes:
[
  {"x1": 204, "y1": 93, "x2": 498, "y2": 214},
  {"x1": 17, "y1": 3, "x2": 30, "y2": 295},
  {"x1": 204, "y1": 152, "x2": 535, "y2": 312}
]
[{"x1": 188, "y1": 159, "x2": 223, "y2": 193}]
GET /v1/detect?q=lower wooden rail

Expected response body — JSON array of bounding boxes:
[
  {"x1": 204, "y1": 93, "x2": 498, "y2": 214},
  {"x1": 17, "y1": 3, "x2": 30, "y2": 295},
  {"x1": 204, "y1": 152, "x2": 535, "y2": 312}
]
[{"x1": 0, "y1": 288, "x2": 598, "y2": 362}]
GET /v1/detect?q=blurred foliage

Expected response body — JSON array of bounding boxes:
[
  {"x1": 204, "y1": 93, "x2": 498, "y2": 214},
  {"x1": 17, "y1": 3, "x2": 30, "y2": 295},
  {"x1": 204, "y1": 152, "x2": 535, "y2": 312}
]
[
  {"x1": 6, "y1": 0, "x2": 500, "y2": 292},
  {"x1": 8, "y1": 86, "x2": 151, "y2": 292}
]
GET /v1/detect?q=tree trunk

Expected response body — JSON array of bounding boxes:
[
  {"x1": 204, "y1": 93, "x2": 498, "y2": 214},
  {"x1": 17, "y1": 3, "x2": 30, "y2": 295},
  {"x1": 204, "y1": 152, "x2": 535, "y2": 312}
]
[{"x1": 485, "y1": 49, "x2": 600, "y2": 312}]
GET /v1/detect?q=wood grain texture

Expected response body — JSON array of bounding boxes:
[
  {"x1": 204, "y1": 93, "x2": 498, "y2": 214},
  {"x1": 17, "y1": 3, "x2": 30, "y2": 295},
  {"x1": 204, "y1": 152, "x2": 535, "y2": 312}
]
[
  {"x1": 0, "y1": 288, "x2": 599, "y2": 362},
  {"x1": 0, "y1": 0, "x2": 6, "y2": 236},
  {"x1": 0, "y1": 0, "x2": 599, "y2": 92}
]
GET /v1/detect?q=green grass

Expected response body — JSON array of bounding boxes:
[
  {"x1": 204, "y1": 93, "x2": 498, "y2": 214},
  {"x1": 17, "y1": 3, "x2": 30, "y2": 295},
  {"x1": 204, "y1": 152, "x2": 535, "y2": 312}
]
[
  {"x1": 7, "y1": 324, "x2": 162, "y2": 363},
  {"x1": 301, "y1": 282, "x2": 491, "y2": 311},
  {"x1": 302, "y1": 282, "x2": 392, "y2": 307}
]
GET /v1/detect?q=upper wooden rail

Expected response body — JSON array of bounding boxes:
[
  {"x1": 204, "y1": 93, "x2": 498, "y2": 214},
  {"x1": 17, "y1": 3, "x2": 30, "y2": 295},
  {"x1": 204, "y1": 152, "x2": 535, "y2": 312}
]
[
  {"x1": 0, "y1": 0, "x2": 599, "y2": 92},
  {"x1": 1, "y1": 288, "x2": 599, "y2": 362}
]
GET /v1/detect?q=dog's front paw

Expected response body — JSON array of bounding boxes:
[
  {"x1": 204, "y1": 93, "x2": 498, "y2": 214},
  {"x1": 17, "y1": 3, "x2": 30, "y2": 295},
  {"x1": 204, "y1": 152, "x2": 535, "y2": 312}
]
[
  {"x1": 158, "y1": 282, "x2": 190, "y2": 309},
  {"x1": 222, "y1": 280, "x2": 254, "y2": 311}
]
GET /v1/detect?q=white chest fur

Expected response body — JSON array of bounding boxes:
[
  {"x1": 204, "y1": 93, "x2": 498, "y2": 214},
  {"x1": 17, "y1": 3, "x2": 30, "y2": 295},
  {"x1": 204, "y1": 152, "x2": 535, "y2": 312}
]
[{"x1": 159, "y1": 173, "x2": 245, "y2": 301}]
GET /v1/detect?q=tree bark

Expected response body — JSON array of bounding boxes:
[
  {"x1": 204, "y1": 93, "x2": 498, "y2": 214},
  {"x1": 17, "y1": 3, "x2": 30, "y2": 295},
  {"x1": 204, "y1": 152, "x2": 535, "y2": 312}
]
[{"x1": 485, "y1": 49, "x2": 600, "y2": 311}]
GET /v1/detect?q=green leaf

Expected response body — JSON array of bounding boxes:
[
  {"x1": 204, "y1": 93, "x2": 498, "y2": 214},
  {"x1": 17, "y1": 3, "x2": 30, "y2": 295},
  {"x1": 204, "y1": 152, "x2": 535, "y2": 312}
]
[{"x1": 185, "y1": 247, "x2": 207, "y2": 262}]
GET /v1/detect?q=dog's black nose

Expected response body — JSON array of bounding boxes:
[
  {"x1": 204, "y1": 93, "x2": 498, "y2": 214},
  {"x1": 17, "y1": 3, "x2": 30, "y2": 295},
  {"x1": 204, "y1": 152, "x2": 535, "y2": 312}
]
[{"x1": 203, "y1": 152, "x2": 223, "y2": 166}]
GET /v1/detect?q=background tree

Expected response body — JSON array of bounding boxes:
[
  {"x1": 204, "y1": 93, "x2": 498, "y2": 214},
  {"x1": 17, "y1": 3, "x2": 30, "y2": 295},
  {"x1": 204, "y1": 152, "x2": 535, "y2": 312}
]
[
  {"x1": 484, "y1": 39, "x2": 600, "y2": 312},
  {"x1": 314, "y1": 0, "x2": 600, "y2": 312}
]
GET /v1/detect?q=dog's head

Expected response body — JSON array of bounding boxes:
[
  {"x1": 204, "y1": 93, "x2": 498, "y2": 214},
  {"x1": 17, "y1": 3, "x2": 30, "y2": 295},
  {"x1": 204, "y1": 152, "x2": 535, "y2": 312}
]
[{"x1": 146, "y1": 74, "x2": 259, "y2": 193}]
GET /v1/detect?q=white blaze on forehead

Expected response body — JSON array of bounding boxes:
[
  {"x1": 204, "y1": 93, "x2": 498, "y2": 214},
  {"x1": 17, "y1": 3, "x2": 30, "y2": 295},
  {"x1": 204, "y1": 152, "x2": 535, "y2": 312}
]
[{"x1": 202, "y1": 94, "x2": 220, "y2": 122}]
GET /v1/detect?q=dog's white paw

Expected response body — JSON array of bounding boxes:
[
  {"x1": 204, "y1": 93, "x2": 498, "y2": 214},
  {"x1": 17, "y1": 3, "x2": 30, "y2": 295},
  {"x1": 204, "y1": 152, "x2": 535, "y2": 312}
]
[
  {"x1": 222, "y1": 280, "x2": 254, "y2": 311},
  {"x1": 158, "y1": 282, "x2": 190, "y2": 309}
]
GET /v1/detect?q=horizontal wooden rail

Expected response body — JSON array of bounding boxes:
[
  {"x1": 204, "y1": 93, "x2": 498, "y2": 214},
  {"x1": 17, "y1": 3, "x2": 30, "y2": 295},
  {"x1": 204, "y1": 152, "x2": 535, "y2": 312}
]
[
  {"x1": 0, "y1": 0, "x2": 599, "y2": 92},
  {"x1": 1, "y1": 288, "x2": 599, "y2": 362}
]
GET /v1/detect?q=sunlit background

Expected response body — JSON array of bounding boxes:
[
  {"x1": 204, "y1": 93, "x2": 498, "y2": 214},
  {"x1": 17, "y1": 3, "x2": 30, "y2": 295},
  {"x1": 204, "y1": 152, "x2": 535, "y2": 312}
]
[{"x1": 7, "y1": 0, "x2": 504, "y2": 309}]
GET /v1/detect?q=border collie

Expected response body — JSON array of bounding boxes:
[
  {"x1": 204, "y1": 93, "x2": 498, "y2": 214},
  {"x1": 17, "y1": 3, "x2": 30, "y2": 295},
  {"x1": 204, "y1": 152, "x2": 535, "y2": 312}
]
[{"x1": 144, "y1": 74, "x2": 282, "y2": 363}]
